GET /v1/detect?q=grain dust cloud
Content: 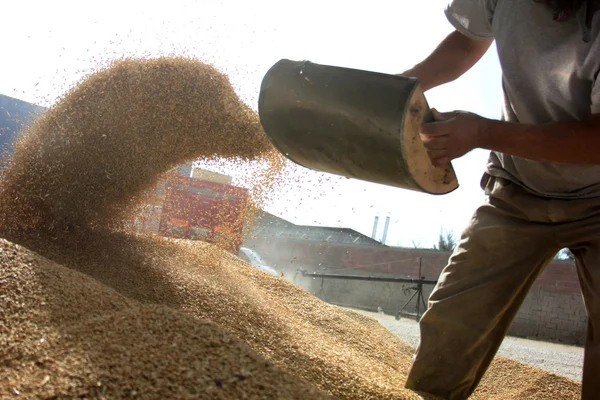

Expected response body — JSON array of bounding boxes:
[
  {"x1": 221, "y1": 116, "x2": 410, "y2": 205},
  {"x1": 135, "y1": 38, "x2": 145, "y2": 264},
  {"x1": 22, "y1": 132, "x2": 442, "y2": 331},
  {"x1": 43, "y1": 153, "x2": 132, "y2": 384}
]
[{"x1": 0, "y1": 56, "x2": 582, "y2": 399}]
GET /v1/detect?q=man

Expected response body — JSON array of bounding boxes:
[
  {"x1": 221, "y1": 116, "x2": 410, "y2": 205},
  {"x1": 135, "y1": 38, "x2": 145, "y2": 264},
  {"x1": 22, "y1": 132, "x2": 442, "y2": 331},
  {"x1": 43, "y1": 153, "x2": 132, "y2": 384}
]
[{"x1": 400, "y1": 1, "x2": 600, "y2": 399}]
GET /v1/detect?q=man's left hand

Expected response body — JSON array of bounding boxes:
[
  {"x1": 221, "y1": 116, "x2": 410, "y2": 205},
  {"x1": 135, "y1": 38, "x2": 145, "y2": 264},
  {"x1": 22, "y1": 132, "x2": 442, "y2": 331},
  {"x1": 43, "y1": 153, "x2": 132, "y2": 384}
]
[{"x1": 419, "y1": 109, "x2": 489, "y2": 167}]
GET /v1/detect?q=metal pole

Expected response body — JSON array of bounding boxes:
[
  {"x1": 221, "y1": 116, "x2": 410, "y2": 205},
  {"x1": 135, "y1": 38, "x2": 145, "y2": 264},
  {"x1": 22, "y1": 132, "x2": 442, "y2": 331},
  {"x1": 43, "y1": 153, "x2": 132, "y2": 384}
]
[
  {"x1": 298, "y1": 270, "x2": 437, "y2": 285},
  {"x1": 416, "y1": 257, "x2": 422, "y2": 321},
  {"x1": 295, "y1": 268, "x2": 439, "y2": 321}
]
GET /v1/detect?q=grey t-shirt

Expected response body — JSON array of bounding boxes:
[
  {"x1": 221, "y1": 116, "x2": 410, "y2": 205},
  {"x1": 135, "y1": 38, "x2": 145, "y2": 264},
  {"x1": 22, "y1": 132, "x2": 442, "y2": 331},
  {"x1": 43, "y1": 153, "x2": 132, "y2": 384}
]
[{"x1": 445, "y1": 0, "x2": 600, "y2": 198}]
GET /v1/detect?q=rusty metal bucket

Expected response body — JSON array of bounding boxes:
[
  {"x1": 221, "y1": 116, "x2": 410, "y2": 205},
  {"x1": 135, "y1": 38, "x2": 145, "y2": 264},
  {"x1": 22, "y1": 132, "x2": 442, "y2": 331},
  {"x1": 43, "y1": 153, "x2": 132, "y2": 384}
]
[{"x1": 257, "y1": 59, "x2": 458, "y2": 195}]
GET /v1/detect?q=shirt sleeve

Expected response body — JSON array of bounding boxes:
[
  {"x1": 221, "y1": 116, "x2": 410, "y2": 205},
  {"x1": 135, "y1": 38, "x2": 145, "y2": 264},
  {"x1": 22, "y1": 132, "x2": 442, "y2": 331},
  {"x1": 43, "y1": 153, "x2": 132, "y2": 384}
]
[{"x1": 445, "y1": 0, "x2": 497, "y2": 40}]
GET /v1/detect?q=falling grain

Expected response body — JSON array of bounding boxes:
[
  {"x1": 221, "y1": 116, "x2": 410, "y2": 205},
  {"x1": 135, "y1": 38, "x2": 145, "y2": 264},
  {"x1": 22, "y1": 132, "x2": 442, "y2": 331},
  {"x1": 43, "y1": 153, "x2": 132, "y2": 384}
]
[{"x1": 0, "y1": 56, "x2": 284, "y2": 236}]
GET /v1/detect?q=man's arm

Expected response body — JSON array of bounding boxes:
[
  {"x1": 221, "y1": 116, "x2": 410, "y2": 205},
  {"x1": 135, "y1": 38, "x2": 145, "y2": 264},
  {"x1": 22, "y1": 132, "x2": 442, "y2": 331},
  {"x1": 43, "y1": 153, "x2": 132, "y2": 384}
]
[
  {"x1": 400, "y1": 30, "x2": 493, "y2": 91},
  {"x1": 420, "y1": 110, "x2": 600, "y2": 166},
  {"x1": 481, "y1": 115, "x2": 600, "y2": 164}
]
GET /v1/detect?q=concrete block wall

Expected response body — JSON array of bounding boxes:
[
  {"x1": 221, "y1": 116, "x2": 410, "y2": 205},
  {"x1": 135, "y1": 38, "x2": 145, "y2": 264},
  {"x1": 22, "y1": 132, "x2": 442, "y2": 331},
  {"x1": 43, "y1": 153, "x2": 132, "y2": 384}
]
[
  {"x1": 245, "y1": 237, "x2": 587, "y2": 346},
  {"x1": 310, "y1": 276, "x2": 436, "y2": 318},
  {"x1": 512, "y1": 287, "x2": 587, "y2": 345}
]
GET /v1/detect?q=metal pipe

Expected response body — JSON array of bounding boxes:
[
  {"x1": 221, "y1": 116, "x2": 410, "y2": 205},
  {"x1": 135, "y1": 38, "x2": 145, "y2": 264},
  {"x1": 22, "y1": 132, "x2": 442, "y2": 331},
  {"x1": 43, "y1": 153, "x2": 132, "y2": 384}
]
[
  {"x1": 297, "y1": 269, "x2": 437, "y2": 285},
  {"x1": 416, "y1": 257, "x2": 422, "y2": 320}
]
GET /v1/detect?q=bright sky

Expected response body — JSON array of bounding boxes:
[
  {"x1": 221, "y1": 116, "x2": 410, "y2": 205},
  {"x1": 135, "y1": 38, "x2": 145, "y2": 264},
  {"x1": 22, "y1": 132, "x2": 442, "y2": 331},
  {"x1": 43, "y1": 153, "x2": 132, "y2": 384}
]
[{"x1": 2, "y1": 0, "x2": 503, "y2": 248}]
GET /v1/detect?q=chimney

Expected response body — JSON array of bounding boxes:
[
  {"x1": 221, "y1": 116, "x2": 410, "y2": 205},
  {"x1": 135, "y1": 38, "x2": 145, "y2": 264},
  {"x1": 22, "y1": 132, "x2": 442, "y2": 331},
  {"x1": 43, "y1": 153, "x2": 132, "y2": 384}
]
[
  {"x1": 371, "y1": 215, "x2": 379, "y2": 239},
  {"x1": 381, "y1": 215, "x2": 391, "y2": 244}
]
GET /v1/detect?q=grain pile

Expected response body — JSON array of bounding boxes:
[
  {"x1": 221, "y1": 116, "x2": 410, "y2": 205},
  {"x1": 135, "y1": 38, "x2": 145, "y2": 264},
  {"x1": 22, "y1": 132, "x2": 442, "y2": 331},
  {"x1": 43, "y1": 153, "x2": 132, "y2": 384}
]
[
  {"x1": 1, "y1": 231, "x2": 582, "y2": 400},
  {"x1": 0, "y1": 238, "x2": 331, "y2": 399},
  {"x1": 0, "y1": 56, "x2": 583, "y2": 399}
]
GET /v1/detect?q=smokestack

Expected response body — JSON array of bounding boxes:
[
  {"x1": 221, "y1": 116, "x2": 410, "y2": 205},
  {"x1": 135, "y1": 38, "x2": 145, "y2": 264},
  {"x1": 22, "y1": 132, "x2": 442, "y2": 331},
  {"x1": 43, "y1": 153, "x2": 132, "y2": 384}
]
[
  {"x1": 371, "y1": 215, "x2": 379, "y2": 239},
  {"x1": 381, "y1": 215, "x2": 391, "y2": 244}
]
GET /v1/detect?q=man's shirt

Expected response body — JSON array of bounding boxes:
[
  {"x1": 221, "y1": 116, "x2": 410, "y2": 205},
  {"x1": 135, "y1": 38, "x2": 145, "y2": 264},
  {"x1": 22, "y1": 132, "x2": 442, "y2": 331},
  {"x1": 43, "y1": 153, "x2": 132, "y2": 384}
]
[{"x1": 446, "y1": 0, "x2": 600, "y2": 198}]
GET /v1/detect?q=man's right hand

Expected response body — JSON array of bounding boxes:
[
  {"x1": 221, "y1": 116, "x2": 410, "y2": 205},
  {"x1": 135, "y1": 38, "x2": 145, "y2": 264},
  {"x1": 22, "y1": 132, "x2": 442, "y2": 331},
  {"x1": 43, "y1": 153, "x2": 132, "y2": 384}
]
[{"x1": 420, "y1": 108, "x2": 490, "y2": 167}]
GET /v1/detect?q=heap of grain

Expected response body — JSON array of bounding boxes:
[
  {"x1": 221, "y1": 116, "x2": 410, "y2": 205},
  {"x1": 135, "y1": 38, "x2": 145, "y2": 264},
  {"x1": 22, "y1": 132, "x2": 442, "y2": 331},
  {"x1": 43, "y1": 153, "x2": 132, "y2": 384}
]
[
  {"x1": 0, "y1": 238, "x2": 331, "y2": 399},
  {"x1": 0, "y1": 57, "x2": 583, "y2": 399},
  {"x1": 1, "y1": 231, "x2": 582, "y2": 400}
]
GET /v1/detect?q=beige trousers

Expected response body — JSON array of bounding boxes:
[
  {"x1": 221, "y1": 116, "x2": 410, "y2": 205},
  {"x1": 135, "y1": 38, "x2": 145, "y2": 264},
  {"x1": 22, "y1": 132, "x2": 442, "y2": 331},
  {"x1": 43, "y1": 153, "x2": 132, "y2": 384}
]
[{"x1": 405, "y1": 173, "x2": 600, "y2": 400}]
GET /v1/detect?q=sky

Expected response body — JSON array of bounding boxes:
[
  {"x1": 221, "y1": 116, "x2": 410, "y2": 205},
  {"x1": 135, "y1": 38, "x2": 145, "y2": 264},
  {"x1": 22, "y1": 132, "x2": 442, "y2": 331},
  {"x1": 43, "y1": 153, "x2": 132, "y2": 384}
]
[{"x1": 2, "y1": 0, "x2": 504, "y2": 248}]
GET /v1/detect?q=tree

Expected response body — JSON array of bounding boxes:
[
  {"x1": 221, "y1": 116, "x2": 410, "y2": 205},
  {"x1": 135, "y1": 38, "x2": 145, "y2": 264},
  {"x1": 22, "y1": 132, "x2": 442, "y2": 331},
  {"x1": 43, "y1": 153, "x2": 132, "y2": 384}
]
[
  {"x1": 556, "y1": 248, "x2": 575, "y2": 261},
  {"x1": 433, "y1": 228, "x2": 456, "y2": 252}
]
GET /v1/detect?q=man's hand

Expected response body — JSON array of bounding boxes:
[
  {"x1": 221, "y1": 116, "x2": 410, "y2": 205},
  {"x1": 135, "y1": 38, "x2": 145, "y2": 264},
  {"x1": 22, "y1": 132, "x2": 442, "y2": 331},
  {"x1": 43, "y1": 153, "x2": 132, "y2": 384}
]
[
  {"x1": 420, "y1": 110, "x2": 600, "y2": 166},
  {"x1": 419, "y1": 109, "x2": 489, "y2": 167}
]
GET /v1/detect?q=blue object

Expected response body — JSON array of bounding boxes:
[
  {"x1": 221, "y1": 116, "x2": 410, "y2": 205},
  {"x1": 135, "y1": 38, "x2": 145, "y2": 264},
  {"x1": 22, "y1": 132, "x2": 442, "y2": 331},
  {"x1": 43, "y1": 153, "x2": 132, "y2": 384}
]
[{"x1": 0, "y1": 94, "x2": 46, "y2": 162}]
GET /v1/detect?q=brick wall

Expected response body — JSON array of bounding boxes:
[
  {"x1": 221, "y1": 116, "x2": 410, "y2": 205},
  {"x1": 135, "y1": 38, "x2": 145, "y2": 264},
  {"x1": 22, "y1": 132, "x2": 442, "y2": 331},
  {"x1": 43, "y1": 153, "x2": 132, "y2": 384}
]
[{"x1": 245, "y1": 237, "x2": 587, "y2": 346}]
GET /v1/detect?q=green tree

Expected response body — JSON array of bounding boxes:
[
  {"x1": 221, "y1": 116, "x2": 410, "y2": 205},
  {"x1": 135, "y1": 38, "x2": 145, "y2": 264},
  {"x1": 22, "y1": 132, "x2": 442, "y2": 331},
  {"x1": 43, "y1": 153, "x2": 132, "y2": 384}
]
[
  {"x1": 556, "y1": 248, "x2": 575, "y2": 261},
  {"x1": 433, "y1": 228, "x2": 456, "y2": 252}
]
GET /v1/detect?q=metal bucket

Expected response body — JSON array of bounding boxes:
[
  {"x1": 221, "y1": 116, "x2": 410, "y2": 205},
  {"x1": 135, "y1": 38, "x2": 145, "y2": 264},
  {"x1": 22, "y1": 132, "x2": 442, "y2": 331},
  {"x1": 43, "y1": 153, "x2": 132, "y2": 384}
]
[{"x1": 257, "y1": 59, "x2": 458, "y2": 195}]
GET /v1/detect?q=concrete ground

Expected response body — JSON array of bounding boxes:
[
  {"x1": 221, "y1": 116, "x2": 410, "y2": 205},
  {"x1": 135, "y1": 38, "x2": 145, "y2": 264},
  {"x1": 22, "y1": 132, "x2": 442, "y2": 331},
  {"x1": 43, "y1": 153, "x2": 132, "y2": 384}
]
[{"x1": 346, "y1": 308, "x2": 584, "y2": 382}]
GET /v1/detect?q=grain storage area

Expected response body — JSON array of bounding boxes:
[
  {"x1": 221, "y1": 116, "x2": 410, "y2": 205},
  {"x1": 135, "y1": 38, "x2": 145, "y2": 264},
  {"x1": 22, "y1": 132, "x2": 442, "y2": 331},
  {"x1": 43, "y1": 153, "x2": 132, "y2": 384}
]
[{"x1": 0, "y1": 57, "x2": 582, "y2": 399}]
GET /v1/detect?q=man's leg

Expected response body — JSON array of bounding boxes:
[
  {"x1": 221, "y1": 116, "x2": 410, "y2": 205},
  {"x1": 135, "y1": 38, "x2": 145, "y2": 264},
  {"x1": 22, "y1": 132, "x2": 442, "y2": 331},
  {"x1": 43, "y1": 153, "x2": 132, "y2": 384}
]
[
  {"x1": 554, "y1": 207, "x2": 600, "y2": 400},
  {"x1": 570, "y1": 244, "x2": 600, "y2": 400},
  {"x1": 405, "y1": 189, "x2": 559, "y2": 399}
]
